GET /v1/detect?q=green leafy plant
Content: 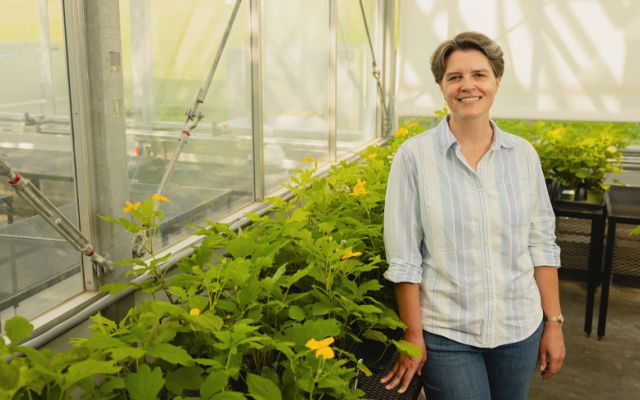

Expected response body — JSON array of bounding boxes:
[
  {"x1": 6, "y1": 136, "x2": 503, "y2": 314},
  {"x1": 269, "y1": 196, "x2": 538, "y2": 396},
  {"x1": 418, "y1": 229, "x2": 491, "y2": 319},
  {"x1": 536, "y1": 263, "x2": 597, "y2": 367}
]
[
  {"x1": 497, "y1": 120, "x2": 639, "y2": 194},
  {"x1": 1, "y1": 121, "x2": 427, "y2": 399},
  {"x1": 98, "y1": 193, "x2": 177, "y2": 303}
]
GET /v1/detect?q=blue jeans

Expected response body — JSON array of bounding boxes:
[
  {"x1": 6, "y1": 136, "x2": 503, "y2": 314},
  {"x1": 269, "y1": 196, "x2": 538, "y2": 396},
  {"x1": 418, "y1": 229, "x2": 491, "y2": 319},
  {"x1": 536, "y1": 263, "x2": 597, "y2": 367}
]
[{"x1": 421, "y1": 321, "x2": 543, "y2": 400}]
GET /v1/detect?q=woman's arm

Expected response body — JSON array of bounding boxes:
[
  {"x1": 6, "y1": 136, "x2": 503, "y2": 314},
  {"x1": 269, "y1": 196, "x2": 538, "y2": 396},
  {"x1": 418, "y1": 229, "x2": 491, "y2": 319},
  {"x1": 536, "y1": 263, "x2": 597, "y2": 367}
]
[
  {"x1": 380, "y1": 282, "x2": 426, "y2": 393},
  {"x1": 534, "y1": 266, "x2": 566, "y2": 379}
]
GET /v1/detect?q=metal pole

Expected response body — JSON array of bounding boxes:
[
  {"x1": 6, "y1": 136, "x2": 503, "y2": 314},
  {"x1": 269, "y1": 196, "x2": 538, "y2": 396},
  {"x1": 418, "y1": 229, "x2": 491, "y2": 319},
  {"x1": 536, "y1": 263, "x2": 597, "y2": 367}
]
[
  {"x1": 358, "y1": 0, "x2": 389, "y2": 136},
  {"x1": 0, "y1": 158, "x2": 112, "y2": 276},
  {"x1": 328, "y1": 0, "x2": 337, "y2": 163},
  {"x1": 250, "y1": 0, "x2": 265, "y2": 200},
  {"x1": 156, "y1": 0, "x2": 243, "y2": 196}
]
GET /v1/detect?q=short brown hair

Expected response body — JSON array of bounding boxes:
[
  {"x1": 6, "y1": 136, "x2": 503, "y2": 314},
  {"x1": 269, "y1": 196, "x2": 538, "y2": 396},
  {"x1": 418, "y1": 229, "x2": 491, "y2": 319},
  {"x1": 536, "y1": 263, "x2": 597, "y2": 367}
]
[{"x1": 430, "y1": 32, "x2": 504, "y2": 85}]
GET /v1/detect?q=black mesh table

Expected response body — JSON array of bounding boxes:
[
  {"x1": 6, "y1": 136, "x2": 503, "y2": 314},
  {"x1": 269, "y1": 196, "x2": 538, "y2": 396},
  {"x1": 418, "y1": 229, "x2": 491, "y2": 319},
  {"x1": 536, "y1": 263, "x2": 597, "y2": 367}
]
[
  {"x1": 598, "y1": 185, "x2": 640, "y2": 338},
  {"x1": 552, "y1": 198, "x2": 606, "y2": 336}
]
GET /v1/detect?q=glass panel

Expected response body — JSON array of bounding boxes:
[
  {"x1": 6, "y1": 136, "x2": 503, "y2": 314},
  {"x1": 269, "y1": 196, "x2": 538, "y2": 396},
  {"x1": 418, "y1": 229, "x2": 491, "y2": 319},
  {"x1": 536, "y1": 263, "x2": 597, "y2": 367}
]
[
  {"x1": 119, "y1": 0, "x2": 254, "y2": 247},
  {"x1": 0, "y1": 0, "x2": 83, "y2": 330},
  {"x1": 262, "y1": 0, "x2": 331, "y2": 194},
  {"x1": 337, "y1": 0, "x2": 379, "y2": 157}
]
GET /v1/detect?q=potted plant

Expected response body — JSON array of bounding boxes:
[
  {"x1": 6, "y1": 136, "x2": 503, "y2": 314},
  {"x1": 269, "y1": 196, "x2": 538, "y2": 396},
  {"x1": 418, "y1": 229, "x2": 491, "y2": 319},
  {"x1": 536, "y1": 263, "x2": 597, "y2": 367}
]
[{"x1": 498, "y1": 120, "x2": 639, "y2": 204}]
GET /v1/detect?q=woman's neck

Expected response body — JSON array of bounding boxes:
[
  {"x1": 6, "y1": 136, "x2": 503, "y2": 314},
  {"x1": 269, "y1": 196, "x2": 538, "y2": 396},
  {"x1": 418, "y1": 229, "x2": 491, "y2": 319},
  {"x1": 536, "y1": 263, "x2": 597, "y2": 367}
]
[{"x1": 447, "y1": 115, "x2": 494, "y2": 148}]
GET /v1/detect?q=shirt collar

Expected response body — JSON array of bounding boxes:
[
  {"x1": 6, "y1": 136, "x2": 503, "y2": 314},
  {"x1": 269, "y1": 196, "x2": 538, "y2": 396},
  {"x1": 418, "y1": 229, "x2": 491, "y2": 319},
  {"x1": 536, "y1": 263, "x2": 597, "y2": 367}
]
[{"x1": 437, "y1": 116, "x2": 515, "y2": 155}]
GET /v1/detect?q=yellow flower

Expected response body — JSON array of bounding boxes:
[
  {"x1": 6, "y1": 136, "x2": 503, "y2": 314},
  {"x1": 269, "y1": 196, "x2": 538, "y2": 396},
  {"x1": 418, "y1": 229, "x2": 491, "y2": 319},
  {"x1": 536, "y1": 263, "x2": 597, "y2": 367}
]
[
  {"x1": 305, "y1": 337, "x2": 335, "y2": 360},
  {"x1": 548, "y1": 128, "x2": 565, "y2": 139},
  {"x1": 406, "y1": 122, "x2": 418, "y2": 129},
  {"x1": 152, "y1": 193, "x2": 170, "y2": 203},
  {"x1": 123, "y1": 200, "x2": 141, "y2": 213},
  {"x1": 341, "y1": 249, "x2": 362, "y2": 260},
  {"x1": 350, "y1": 179, "x2": 368, "y2": 196},
  {"x1": 364, "y1": 153, "x2": 378, "y2": 160},
  {"x1": 189, "y1": 308, "x2": 201, "y2": 317},
  {"x1": 302, "y1": 156, "x2": 316, "y2": 163},
  {"x1": 394, "y1": 127, "x2": 408, "y2": 137}
]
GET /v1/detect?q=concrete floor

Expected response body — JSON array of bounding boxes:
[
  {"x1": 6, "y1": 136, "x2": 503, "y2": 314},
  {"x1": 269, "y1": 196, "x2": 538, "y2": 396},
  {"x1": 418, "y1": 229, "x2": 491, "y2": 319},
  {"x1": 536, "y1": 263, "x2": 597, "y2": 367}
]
[{"x1": 529, "y1": 279, "x2": 640, "y2": 400}]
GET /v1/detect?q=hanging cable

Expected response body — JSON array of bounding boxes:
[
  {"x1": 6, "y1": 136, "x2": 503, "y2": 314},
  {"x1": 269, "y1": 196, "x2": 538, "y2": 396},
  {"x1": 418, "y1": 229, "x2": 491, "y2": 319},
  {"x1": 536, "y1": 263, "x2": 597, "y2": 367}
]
[
  {"x1": 156, "y1": 0, "x2": 243, "y2": 197},
  {"x1": 0, "y1": 157, "x2": 112, "y2": 276},
  {"x1": 358, "y1": 0, "x2": 390, "y2": 135},
  {"x1": 129, "y1": 0, "x2": 243, "y2": 258}
]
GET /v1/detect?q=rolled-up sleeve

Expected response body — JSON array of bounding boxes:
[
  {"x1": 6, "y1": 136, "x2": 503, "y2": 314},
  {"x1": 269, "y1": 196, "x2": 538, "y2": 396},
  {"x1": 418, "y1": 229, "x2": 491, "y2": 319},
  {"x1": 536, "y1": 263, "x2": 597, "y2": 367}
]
[
  {"x1": 527, "y1": 145, "x2": 561, "y2": 267},
  {"x1": 383, "y1": 146, "x2": 424, "y2": 283}
]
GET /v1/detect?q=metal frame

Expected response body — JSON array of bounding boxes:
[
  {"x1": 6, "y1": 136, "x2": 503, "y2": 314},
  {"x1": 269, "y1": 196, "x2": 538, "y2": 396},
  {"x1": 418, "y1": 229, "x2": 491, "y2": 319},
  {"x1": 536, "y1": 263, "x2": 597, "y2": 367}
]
[
  {"x1": 62, "y1": 0, "x2": 97, "y2": 291},
  {"x1": 37, "y1": 0, "x2": 56, "y2": 115},
  {"x1": 384, "y1": 0, "x2": 398, "y2": 135},
  {"x1": 16, "y1": 1, "x2": 394, "y2": 347},
  {"x1": 328, "y1": 0, "x2": 338, "y2": 163},
  {"x1": 250, "y1": 0, "x2": 265, "y2": 201}
]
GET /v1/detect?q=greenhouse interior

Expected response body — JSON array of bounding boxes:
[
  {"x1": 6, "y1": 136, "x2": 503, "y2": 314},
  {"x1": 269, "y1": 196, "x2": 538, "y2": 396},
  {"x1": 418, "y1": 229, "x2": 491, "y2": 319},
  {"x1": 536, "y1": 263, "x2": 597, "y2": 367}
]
[{"x1": 1, "y1": 0, "x2": 639, "y2": 399}]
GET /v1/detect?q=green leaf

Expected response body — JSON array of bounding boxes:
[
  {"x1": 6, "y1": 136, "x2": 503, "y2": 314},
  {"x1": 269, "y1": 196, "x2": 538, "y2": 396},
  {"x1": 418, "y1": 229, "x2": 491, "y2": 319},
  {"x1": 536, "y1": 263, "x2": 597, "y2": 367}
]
[
  {"x1": 150, "y1": 301, "x2": 185, "y2": 317},
  {"x1": 165, "y1": 366, "x2": 203, "y2": 394},
  {"x1": 63, "y1": 359, "x2": 121, "y2": 390},
  {"x1": 99, "y1": 376, "x2": 126, "y2": 394},
  {"x1": 392, "y1": 339, "x2": 422, "y2": 359},
  {"x1": 288, "y1": 305, "x2": 306, "y2": 321},
  {"x1": 244, "y1": 212, "x2": 265, "y2": 222},
  {"x1": 317, "y1": 221, "x2": 336, "y2": 233},
  {"x1": 289, "y1": 208, "x2": 310, "y2": 222},
  {"x1": 147, "y1": 343, "x2": 194, "y2": 366},
  {"x1": 81, "y1": 333, "x2": 128, "y2": 349},
  {"x1": 4, "y1": 316, "x2": 33, "y2": 344},
  {"x1": 212, "y1": 392, "x2": 247, "y2": 400},
  {"x1": 0, "y1": 363, "x2": 19, "y2": 390},
  {"x1": 358, "y1": 279, "x2": 383, "y2": 295},
  {"x1": 16, "y1": 345, "x2": 53, "y2": 374},
  {"x1": 191, "y1": 313, "x2": 224, "y2": 332},
  {"x1": 226, "y1": 237, "x2": 256, "y2": 258},
  {"x1": 246, "y1": 373, "x2": 282, "y2": 400},
  {"x1": 311, "y1": 302, "x2": 338, "y2": 316},
  {"x1": 287, "y1": 319, "x2": 341, "y2": 347},
  {"x1": 99, "y1": 281, "x2": 133, "y2": 295},
  {"x1": 200, "y1": 370, "x2": 229, "y2": 399},
  {"x1": 357, "y1": 304, "x2": 383, "y2": 314},
  {"x1": 363, "y1": 329, "x2": 388, "y2": 344},
  {"x1": 125, "y1": 364, "x2": 165, "y2": 400},
  {"x1": 88, "y1": 313, "x2": 117, "y2": 333}
]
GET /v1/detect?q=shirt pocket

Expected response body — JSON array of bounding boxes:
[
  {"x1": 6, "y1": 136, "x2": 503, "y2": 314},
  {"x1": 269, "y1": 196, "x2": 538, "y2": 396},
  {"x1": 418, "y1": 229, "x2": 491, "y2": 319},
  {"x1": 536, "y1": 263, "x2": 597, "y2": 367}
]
[{"x1": 495, "y1": 178, "x2": 533, "y2": 231}]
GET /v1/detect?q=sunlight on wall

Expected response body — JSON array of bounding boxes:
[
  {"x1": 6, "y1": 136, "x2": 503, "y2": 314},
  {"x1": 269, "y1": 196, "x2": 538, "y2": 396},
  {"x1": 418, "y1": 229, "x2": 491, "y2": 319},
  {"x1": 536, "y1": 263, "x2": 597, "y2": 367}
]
[{"x1": 396, "y1": 0, "x2": 639, "y2": 122}]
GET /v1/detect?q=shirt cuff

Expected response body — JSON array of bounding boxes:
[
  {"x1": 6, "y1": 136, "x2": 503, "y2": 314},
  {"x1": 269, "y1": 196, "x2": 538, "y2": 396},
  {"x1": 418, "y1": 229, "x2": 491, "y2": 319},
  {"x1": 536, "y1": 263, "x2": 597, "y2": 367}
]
[
  {"x1": 384, "y1": 261, "x2": 423, "y2": 283},
  {"x1": 530, "y1": 245, "x2": 561, "y2": 268}
]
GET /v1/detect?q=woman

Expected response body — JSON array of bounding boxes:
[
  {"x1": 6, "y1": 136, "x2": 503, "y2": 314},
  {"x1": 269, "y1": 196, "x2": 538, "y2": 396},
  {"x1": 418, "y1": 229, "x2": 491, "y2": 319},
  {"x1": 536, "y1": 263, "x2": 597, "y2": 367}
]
[{"x1": 381, "y1": 32, "x2": 565, "y2": 399}]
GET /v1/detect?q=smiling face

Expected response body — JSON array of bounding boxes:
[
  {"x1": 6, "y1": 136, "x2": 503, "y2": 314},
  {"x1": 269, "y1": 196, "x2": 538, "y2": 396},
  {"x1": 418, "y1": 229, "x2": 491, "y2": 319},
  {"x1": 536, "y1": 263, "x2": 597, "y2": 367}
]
[{"x1": 440, "y1": 49, "x2": 501, "y2": 122}]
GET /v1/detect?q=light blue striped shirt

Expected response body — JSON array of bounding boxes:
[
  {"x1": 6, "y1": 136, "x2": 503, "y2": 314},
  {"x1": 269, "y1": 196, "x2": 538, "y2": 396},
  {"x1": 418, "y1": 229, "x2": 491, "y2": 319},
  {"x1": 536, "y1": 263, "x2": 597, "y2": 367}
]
[{"x1": 383, "y1": 117, "x2": 561, "y2": 348}]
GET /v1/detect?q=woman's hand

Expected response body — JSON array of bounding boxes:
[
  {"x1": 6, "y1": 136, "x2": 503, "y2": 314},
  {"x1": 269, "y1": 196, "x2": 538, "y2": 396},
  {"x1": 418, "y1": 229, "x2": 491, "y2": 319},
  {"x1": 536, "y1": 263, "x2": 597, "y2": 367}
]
[
  {"x1": 380, "y1": 330, "x2": 427, "y2": 393},
  {"x1": 538, "y1": 323, "x2": 565, "y2": 379}
]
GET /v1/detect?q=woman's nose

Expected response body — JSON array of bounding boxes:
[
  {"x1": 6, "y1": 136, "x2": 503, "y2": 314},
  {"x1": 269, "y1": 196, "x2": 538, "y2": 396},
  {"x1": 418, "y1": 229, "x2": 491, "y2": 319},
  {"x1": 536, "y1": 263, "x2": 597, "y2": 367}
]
[{"x1": 459, "y1": 76, "x2": 473, "y2": 89}]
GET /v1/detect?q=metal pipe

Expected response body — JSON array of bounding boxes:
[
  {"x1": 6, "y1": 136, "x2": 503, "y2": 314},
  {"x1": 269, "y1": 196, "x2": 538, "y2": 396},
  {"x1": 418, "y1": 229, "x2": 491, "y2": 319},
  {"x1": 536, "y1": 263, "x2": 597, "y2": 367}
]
[
  {"x1": 157, "y1": 0, "x2": 243, "y2": 197},
  {"x1": 328, "y1": 0, "x2": 337, "y2": 163},
  {"x1": 250, "y1": 0, "x2": 265, "y2": 201}
]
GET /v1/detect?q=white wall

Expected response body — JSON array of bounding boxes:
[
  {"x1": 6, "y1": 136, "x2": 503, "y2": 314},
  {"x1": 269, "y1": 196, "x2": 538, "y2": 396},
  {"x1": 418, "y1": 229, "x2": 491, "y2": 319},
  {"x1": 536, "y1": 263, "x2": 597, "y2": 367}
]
[{"x1": 396, "y1": 0, "x2": 640, "y2": 122}]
